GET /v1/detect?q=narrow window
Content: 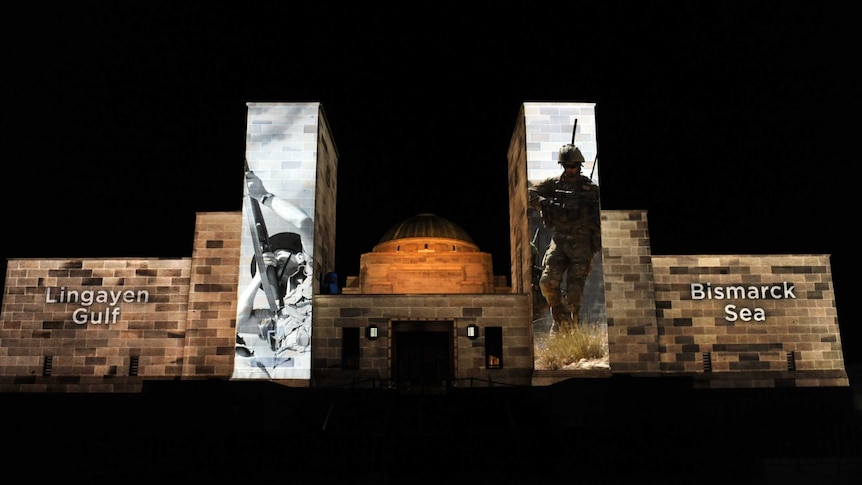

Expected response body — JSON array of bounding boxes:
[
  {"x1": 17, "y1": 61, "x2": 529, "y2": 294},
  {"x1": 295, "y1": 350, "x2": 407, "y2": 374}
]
[
  {"x1": 786, "y1": 352, "x2": 796, "y2": 371},
  {"x1": 342, "y1": 327, "x2": 360, "y2": 370},
  {"x1": 42, "y1": 355, "x2": 53, "y2": 376},
  {"x1": 129, "y1": 356, "x2": 140, "y2": 376},
  {"x1": 485, "y1": 327, "x2": 503, "y2": 369}
]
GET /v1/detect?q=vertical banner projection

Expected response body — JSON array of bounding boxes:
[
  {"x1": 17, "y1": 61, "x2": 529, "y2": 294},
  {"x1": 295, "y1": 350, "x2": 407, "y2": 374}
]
[
  {"x1": 234, "y1": 103, "x2": 318, "y2": 380},
  {"x1": 525, "y1": 103, "x2": 608, "y2": 371}
]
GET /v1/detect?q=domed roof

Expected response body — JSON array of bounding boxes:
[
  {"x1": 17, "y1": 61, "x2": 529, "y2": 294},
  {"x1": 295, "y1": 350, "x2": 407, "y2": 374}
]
[{"x1": 378, "y1": 213, "x2": 475, "y2": 244}]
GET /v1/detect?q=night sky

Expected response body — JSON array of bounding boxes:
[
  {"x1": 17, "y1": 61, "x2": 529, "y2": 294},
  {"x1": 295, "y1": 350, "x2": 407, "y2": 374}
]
[{"x1": 3, "y1": 2, "x2": 858, "y2": 366}]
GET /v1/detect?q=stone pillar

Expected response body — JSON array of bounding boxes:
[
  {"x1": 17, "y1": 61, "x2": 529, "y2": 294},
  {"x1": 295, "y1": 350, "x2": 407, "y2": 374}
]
[
  {"x1": 601, "y1": 210, "x2": 661, "y2": 372},
  {"x1": 235, "y1": 102, "x2": 338, "y2": 381}
]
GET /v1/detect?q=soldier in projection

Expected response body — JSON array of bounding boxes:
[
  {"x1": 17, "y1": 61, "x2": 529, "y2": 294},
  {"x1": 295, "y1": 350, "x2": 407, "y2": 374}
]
[
  {"x1": 235, "y1": 167, "x2": 314, "y2": 376},
  {"x1": 528, "y1": 142, "x2": 601, "y2": 332}
]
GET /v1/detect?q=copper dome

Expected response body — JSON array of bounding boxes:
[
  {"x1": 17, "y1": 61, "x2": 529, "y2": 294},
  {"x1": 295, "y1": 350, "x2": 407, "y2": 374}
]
[{"x1": 377, "y1": 213, "x2": 475, "y2": 244}]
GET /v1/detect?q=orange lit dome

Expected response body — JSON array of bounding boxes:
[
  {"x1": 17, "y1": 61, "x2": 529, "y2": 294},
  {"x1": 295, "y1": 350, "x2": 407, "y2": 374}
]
[
  {"x1": 348, "y1": 213, "x2": 495, "y2": 294},
  {"x1": 374, "y1": 213, "x2": 478, "y2": 253}
]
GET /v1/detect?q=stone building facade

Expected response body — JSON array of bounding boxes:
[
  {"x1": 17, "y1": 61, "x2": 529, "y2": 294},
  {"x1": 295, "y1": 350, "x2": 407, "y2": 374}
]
[
  {"x1": 0, "y1": 209, "x2": 847, "y2": 392},
  {"x1": 0, "y1": 102, "x2": 848, "y2": 393}
]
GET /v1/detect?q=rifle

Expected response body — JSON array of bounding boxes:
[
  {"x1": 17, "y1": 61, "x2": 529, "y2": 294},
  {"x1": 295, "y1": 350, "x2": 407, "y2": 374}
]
[
  {"x1": 572, "y1": 119, "x2": 599, "y2": 182},
  {"x1": 244, "y1": 159, "x2": 283, "y2": 314}
]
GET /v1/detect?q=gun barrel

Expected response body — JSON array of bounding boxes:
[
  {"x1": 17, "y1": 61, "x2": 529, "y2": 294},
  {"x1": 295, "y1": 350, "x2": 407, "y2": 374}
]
[
  {"x1": 244, "y1": 163, "x2": 283, "y2": 313},
  {"x1": 571, "y1": 119, "x2": 578, "y2": 144}
]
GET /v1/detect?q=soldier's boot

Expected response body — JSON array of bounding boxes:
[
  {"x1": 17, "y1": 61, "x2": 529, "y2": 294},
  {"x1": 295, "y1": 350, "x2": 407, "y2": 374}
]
[
  {"x1": 540, "y1": 278, "x2": 568, "y2": 333},
  {"x1": 550, "y1": 303, "x2": 573, "y2": 333},
  {"x1": 569, "y1": 302, "x2": 581, "y2": 327},
  {"x1": 565, "y1": 270, "x2": 589, "y2": 325}
]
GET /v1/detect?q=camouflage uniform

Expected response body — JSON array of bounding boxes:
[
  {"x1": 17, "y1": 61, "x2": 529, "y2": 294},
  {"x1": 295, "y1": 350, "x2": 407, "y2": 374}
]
[{"x1": 529, "y1": 144, "x2": 601, "y2": 330}]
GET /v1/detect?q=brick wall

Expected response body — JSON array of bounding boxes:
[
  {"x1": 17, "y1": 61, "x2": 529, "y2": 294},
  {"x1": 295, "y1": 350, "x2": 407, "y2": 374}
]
[
  {"x1": 601, "y1": 210, "x2": 661, "y2": 373},
  {"x1": 507, "y1": 103, "x2": 530, "y2": 295},
  {"x1": 182, "y1": 212, "x2": 241, "y2": 379},
  {"x1": 0, "y1": 257, "x2": 191, "y2": 392},
  {"x1": 2, "y1": 209, "x2": 848, "y2": 391},
  {"x1": 599, "y1": 210, "x2": 848, "y2": 387},
  {"x1": 242, "y1": 102, "x2": 328, "y2": 292},
  {"x1": 354, "y1": 238, "x2": 496, "y2": 294},
  {"x1": 311, "y1": 294, "x2": 533, "y2": 387},
  {"x1": 652, "y1": 254, "x2": 848, "y2": 388},
  {"x1": 314, "y1": 105, "x2": 339, "y2": 280}
]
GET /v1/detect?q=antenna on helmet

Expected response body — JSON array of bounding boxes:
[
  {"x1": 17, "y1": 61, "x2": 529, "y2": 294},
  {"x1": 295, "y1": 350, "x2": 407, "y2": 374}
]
[{"x1": 571, "y1": 119, "x2": 578, "y2": 144}]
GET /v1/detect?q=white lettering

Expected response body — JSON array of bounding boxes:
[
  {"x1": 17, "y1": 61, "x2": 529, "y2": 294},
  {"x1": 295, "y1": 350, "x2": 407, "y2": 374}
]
[
  {"x1": 770, "y1": 286, "x2": 782, "y2": 298},
  {"x1": 73, "y1": 307, "x2": 88, "y2": 325},
  {"x1": 691, "y1": 282, "x2": 798, "y2": 300},
  {"x1": 44, "y1": 287, "x2": 150, "y2": 305},
  {"x1": 783, "y1": 282, "x2": 796, "y2": 299},
  {"x1": 753, "y1": 307, "x2": 766, "y2": 321},
  {"x1": 72, "y1": 307, "x2": 122, "y2": 325},
  {"x1": 725, "y1": 286, "x2": 745, "y2": 299},
  {"x1": 725, "y1": 304, "x2": 738, "y2": 322},
  {"x1": 724, "y1": 304, "x2": 766, "y2": 322},
  {"x1": 44, "y1": 286, "x2": 148, "y2": 325}
]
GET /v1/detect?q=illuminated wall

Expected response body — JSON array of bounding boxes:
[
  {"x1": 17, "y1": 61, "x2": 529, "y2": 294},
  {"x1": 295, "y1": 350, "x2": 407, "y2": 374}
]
[
  {"x1": 596, "y1": 211, "x2": 849, "y2": 388},
  {"x1": 652, "y1": 254, "x2": 847, "y2": 386},
  {"x1": 311, "y1": 293, "x2": 534, "y2": 388},
  {"x1": 0, "y1": 258, "x2": 191, "y2": 392},
  {"x1": 0, "y1": 101, "x2": 848, "y2": 393},
  {"x1": 509, "y1": 102, "x2": 608, "y2": 372},
  {"x1": 342, "y1": 213, "x2": 503, "y2": 295},
  {"x1": 234, "y1": 102, "x2": 337, "y2": 380},
  {"x1": 0, "y1": 211, "x2": 848, "y2": 391}
]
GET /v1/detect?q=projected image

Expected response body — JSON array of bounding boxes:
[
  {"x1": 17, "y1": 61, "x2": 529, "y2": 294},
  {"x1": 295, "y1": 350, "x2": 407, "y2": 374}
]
[
  {"x1": 527, "y1": 115, "x2": 608, "y2": 371},
  {"x1": 234, "y1": 161, "x2": 314, "y2": 379}
]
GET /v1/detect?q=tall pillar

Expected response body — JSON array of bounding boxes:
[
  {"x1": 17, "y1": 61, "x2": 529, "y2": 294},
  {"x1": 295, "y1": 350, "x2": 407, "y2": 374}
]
[
  {"x1": 233, "y1": 102, "x2": 338, "y2": 381},
  {"x1": 508, "y1": 102, "x2": 608, "y2": 369}
]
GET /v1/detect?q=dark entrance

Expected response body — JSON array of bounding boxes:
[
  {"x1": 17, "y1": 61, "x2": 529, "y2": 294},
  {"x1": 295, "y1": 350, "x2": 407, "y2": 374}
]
[{"x1": 393, "y1": 321, "x2": 453, "y2": 393}]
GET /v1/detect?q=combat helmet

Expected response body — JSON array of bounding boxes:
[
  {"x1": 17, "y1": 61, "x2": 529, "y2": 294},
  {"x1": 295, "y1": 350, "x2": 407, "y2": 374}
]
[
  {"x1": 558, "y1": 144, "x2": 585, "y2": 168},
  {"x1": 558, "y1": 118, "x2": 585, "y2": 168}
]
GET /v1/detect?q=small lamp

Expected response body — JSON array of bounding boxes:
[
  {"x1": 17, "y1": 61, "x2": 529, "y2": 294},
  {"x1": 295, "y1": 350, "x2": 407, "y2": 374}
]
[
  {"x1": 466, "y1": 324, "x2": 479, "y2": 340},
  {"x1": 366, "y1": 325, "x2": 379, "y2": 340}
]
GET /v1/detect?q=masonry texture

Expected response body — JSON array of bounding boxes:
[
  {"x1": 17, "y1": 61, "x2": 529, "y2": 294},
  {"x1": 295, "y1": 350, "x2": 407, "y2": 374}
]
[
  {"x1": 1, "y1": 101, "x2": 848, "y2": 393},
  {"x1": 345, "y1": 237, "x2": 497, "y2": 295},
  {"x1": 0, "y1": 257, "x2": 191, "y2": 392},
  {"x1": 312, "y1": 293, "x2": 533, "y2": 387},
  {"x1": 652, "y1": 253, "x2": 847, "y2": 388},
  {"x1": 601, "y1": 210, "x2": 661, "y2": 373},
  {"x1": 1, "y1": 209, "x2": 847, "y2": 392},
  {"x1": 182, "y1": 212, "x2": 242, "y2": 380},
  {"x1": 241, "y1": 102, "x2": 338, "y2": 301}
]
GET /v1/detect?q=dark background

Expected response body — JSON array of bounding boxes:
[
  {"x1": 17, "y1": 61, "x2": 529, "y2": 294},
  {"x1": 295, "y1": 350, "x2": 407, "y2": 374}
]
[
  {"x1": 2, "y1": 2, "x2": 860, "y2": 482},
  {"x1": 2, "y1": 3, "x2": 857, "y2": 365}
]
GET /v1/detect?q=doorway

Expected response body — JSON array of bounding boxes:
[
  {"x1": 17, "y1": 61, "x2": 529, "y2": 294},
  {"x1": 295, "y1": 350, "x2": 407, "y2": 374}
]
[{"x1": 393, "y1": 321, "x2": 453, "y2": 393}]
